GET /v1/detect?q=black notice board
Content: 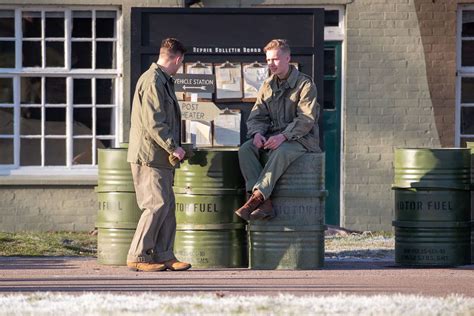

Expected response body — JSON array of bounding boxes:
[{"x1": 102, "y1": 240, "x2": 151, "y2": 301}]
[{"x1": 131, "y1": 8, "x2": 324, "y2": 147}]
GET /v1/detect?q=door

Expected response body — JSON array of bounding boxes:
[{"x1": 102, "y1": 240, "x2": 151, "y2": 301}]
[{"x1": 323, "y1": 41, "x2": 342, "y2": 225}]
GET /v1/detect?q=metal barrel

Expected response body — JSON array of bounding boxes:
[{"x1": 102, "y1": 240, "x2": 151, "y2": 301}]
[
  {"x1": 466, "y1": 142, "x2": 474, "y2": 263},
  {"x1": 97, "y1": 228, "x2": 136, "y2": 265},
  {"x1": 392, "y1": 148, "x2": 471, "y2": 267},
  {"x1": 173, "y1": 148, "x2": 247, "y2": 268},
  {"x1": 248, "y1": 152, "x2": 327, "y2": 269},
  {"x1": 393, "y1": 148, "x2": 470, "y2": 190},
  {"x1": 174, "y1": 224, "x2": 246, "y2": 268},
  {"x1": 97, "y1": 147, "x2": 134, "y2": 192},
  {"x1": 393, "y1": 221, "x2": 471, "y2": 266},
  {"x1": 95, "y1": 145, "x2": 140, "y2": 266}
]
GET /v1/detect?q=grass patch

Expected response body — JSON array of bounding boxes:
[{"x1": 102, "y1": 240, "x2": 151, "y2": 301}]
[{"x1": 0, "y1": 231, "x2": 97, "y2": 257}]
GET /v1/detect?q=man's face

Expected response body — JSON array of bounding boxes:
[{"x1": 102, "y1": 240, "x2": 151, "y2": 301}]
[{"x1": 266, "y1": 48, "x2": 290, "y2": 78}]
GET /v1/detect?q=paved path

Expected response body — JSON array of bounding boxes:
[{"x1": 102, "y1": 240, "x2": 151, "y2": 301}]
[{"x1": 0, "y1": 257, "x2": 472, "y2": 296}]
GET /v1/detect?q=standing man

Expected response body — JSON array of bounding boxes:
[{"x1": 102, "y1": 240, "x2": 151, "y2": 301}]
[
  {"x1": 126, "y1": 38, "x2": 191, "y2": 272},
  {"x1": 236, "y1": 39, "x2": 321, "y2": 221}
]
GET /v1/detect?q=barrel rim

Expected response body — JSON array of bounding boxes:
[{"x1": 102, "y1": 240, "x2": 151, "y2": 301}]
[
  {"x1": 392, "y1": 220, "x2": 471, "y2": 228},
  {"x1": 247, "y1": 224, "x2": 327, "y2": 232},
  {"x1": 176, "y1": 223, "x2": 246, "y2": 230}
]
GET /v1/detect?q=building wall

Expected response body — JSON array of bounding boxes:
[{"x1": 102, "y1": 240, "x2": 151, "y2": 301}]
[{"x1": 343, "y1": 0, "x2": 472, "y2": 231}]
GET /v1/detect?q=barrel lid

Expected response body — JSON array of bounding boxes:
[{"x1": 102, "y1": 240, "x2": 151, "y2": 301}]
[
  {"x1": 392, "y1": 220, "x2": 471, "y2": 228},
  {"x1": 176, "y1": 223, "x2": 245, "y2": 230},
  {"x1": 247, "y1": 224, "x2": 327, "y2": 232},
  {"x1": 391, "y1": 183, "x2": 470, "y2": 191},
  {"x1": 95, "y1": 221, "x2": 139, "y2": 229}
]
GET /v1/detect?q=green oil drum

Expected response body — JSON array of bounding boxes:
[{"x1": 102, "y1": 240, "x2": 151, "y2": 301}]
[
  {"x1": 97, "y1": 228, "x2": 136, "y2": 265},
  {"x1": 393, "y1": 148, "x2": 471, "y2": 266},
  {"x1": 174, "y1": 224, "x2": 246, "y2": 268},
  {"x1": 393, "y1": 148, "x2": 470, "y2": 190},
  {"x1": 393, "y1": 221, "x2": 471, "y2": 266},
  {"x1": 248, "y1": 152, "x2": 327, "y2": 270},
  {"x1": 97, "y1": 147, "x2": 134, "y2": 192},
  {"x1": 96, "y1": 146, "x2": 140, "y2": 266},
  {"x1": 173, "y1": 148, "x2": 247, "y2": 268}
]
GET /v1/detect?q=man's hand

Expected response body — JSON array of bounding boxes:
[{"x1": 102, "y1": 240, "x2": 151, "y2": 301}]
[
  {"x1": 253, "y1": 133, "x2": 267, "y2": 149},
  {"x1": 172, "y1": 147, "x2": 186, "y2": 161},
  {"x1": 263, "y1": 134, "x2": 286, "y2": 150}
]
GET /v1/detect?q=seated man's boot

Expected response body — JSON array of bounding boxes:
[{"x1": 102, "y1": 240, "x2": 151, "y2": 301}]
[
  {"x1": 235, "y1": 190, "x2": 265, "y2": 221},
  {"x1": 127, "y1": 261, "x2": 166, "y2": 272},
  {"x1": 160, "y1": 259, "x2": 192, "y2": 271},
  {"x1": 249, "y1": 199, "x2": 275, "y2": 220}
]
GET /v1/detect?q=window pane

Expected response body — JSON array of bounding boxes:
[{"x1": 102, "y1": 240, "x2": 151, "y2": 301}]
[
  {"x1": 96, "y1": 79, "x2": 114, "y2": 104},
  {"x1": 324, "y1": 48, "x2": 336, "y2": 76},
  {"x1": 0, "y1": 41, "x2": 15, "y2": 68},
  {"x1": 0, "y1": 108, "x2": 13, "y2": 134},
  {"x1": 73, "y1": 138, "x2": 92, "y2": 165},
  {"x1": 45, "y1": 12, "x2": 64, "y2": 38},
  {"x1": 45, "y1": 138, "x2": 65, "y2": 165},
  {"x1": 45, "y1": 107, "x2": 66, "y2": 135},
  {"x1": 325, "y1": 10, "x2": 339, "y2": 27},
  {"x1": 73, "y1": 108, "x2": 92, "y2": 135},
  {"x1": 46, "y1": 41, "x2": 64, "y2": 67},
  {"x1": 0, "y1": 138, "x2": 13, "y2": 164},
  {"x1": 461, "y1": 107, "x2": 474, "y2": 134},
  {"x1": 0, "y1": 78, "x2": 13, "y2": 103},
  {"x1": 45, "y1": 77, "x2": 66, "y2": 104},
  {"x1": 0, "y1": 10, "x2": 15, "y2": 37},
  {"x1": 21, "y1": 77, "x2": 41, "y2": 104},
  {"x1": 73, "y1": 79, "x2": 92, "y2": 104},
  {"x1": 20, "y1": 138, "x2": 41, "y2": 166},
  {"x1": 72, "y1": 11, "x2": 92, "y2": 38},
  {"x1": 22, "y1": 41, "x2": 42, "y2": 67},
  {"x1": 22, "y1": 12, "x2": 42, "y2": 38},
  {"x1": 462, "y1": 40, "x2": 474, "y2": 67},
  {"x1": 96, "y1": 42, "x2": 115, "y2": 69},
  {"x1": 71, "y1": 42, "x2": 92, "y2": 69},
  {"x1": 98, "y1": 139, "x2": 112, "y2": 149},
  {"x1": 461, "y1": 78, "x2": 474, "y2": 103},
  {"x1": 462, "y1": 11, "x2": 474, "y2": 37},
  {"x1": 20, "y1": 107, "x2": 42, "y2": 135},
  {"x1": 324, "y1": 80, "x2": 335, "y2": 110},
  {"x1": 96, "y1": 11, "x2": 116, "y2": 38},
  {"x1": 96, "y1": 107, "x2": 114, "y2": 135}
]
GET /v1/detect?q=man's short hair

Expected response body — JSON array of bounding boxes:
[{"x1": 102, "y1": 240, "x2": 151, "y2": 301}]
[
  {"x1": 263, "y1": 39, "x2": 291, "y2": 55},
  {"x1": 160, "y1": 38, "x2": 186, "y2": 57}
]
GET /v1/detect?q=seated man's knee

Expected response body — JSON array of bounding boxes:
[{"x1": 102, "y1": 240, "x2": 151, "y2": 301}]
[{"x1": 239, "y1": 139, "x2": 256, "y2": 155}]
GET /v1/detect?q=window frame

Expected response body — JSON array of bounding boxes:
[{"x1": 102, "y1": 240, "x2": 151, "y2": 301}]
[{"x1": 0, "y1": 6, "x2": 122, "y2": 177}]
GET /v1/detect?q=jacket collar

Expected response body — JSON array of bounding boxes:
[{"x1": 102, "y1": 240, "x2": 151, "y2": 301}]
[
  {"x1": 269, "y1": 64, "x2": 298, "y2": 91},
  {"x1": 151, "y1": 63, "x2": 173, "y2": 85}
]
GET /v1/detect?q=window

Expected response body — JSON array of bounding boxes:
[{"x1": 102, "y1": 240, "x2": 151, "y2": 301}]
[{"x1": 0, "y1": 7, "x2": 121, "y2": 175}]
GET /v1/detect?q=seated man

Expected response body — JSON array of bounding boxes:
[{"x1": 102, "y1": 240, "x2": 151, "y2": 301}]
[{"x1": 235, "y1": 39, "x2": 321, "y2": 221}]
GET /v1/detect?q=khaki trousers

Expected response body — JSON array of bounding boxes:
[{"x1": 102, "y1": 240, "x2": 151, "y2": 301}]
[
  {"x1": 127, "y1": 163, "x2": 176, "y2": 263},
  {"x1": 238, "y1": 140, "x2": 307, "y2": 200}
]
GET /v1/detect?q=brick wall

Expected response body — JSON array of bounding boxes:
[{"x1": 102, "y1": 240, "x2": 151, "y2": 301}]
[
  {"x1": 0, "y1": 186, "x2": 96, "y2": 232},
  {"x1": 343, "y1": 0, "x2": 473, "y2": 231}
]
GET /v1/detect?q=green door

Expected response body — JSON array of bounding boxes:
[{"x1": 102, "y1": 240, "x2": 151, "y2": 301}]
[{"x1": 323, "y1": 41, "x2": 342, "y2": 225}]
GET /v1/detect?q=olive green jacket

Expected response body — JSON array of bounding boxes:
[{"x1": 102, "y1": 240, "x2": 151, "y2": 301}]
[
  {"x1": 127, "y1": 63, "x2": 181, "y2": 169},
  {"x1": 246, "y1": 65, "x2": 321, "y2": 152}
]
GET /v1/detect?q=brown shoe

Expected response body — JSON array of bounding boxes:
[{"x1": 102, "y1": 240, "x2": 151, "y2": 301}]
[
  {"x1": 161, "y1": 259, "x2": 192, "y2": 271},
  {"x1": 235, "y1": 190, "x2": 265, "y2": 221},
  {"x1": 250, "y1": 199, "x2": 275, "y2": 220},
  {"x1": 127, "y1": 261, "x2": 166, "y2": 272}
]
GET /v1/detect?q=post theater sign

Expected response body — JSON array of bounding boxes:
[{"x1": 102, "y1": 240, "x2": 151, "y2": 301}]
[{"x1": 191, "y1": 46, "x2": 263, "y2": 54}]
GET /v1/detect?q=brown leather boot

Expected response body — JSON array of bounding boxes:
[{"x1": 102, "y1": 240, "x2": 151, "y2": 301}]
[
  {"x1": 235, "y1": 190, "x2": 265, "y2": 221},
  {"x1": 160, "y1": 259, "x2": 192, "y2": 271},
  {"x1": 249, "y1": 198, "x2": 275, "y2": 220},
  {"x1": 127, "y1": 261, "x2": 166, "y2": 272}
]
